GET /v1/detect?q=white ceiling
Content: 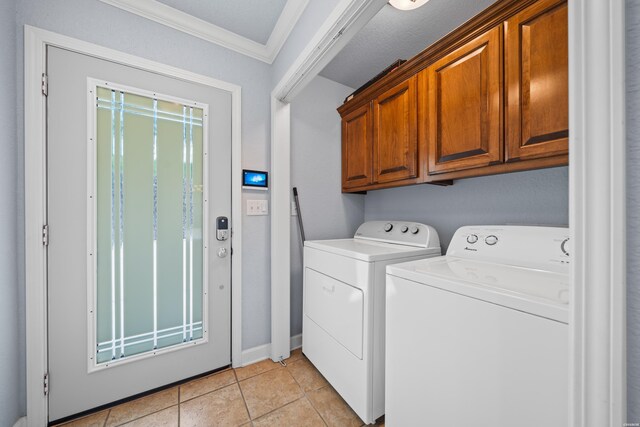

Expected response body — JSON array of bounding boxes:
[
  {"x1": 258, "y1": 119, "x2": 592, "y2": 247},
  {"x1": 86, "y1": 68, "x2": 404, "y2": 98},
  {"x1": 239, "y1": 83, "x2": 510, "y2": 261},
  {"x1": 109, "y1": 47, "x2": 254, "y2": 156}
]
[
  {"x1": 155, "y1": 0, "x2": 288, "y2": 44},
  {"x1": 320, "y1": 0, "x2": 499, "y2": 89},
  {"x1": 98, "y1": 0, "x2": 308, "y2": 63}
]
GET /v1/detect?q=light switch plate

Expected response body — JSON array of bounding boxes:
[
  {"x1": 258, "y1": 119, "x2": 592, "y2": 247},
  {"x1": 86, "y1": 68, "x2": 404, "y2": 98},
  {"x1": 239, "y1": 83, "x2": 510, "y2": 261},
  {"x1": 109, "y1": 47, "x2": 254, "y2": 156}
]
[{"x1": 247, "y1": 199, "x2": 269, "y2": 216}]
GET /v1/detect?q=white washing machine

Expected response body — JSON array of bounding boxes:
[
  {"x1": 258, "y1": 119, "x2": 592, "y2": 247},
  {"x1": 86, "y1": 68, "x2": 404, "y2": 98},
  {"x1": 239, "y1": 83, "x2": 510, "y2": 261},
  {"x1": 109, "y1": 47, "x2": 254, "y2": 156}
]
[
  {"x1": 385, "y1": 225, "x2": 570, "y2": 427},
  {"x1": 302, "y1": 221, "x2": 442, "y2": 425}
]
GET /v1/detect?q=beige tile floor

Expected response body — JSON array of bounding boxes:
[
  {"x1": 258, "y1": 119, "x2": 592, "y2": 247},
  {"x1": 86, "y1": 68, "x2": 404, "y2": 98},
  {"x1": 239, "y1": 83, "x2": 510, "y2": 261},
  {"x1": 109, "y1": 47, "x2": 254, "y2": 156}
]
[{"x1": 53, "y1": 349, "x2": 385, "y2": 427}]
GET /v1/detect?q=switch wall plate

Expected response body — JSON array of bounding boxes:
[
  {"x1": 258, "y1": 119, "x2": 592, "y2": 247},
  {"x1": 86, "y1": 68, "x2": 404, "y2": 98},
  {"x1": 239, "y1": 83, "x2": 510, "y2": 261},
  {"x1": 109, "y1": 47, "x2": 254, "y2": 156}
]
[{"x1": 247, "y1": 199, "x2": 269, "y2": 216}]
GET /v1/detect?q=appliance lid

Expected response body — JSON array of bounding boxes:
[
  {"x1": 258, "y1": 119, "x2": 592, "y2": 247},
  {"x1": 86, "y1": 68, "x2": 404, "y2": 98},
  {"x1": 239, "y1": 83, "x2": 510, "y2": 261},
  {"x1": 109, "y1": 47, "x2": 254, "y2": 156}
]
[
  {"x1": 386, "y1": 256, "x2": 570, "y2": 323},
  {"x1": 305, "y1": 238, "x2": 441, "y2": 262}
]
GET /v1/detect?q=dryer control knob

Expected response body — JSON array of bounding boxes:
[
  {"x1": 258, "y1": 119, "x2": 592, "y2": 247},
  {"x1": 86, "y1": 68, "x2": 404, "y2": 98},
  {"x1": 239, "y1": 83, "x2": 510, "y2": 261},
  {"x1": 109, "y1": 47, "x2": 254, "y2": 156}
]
[
  {"x1": 400, "y1": 225, "x2": 409, "y2": 233},
  {"x1": 561, "y1": 238, "x2": 570, "y2": 256},
  {"x1": 410, "y1": 226, "x2": 419, "y2": 234},
  {"x1": 384, "y1": 223, "x2": 393, "y2": 232},
  {"x1": 485, "y1": 235, "x2": 498, "y2": 246},
  {"x1": 467, "y1": 234, "x2": 478, "y2": 244}
]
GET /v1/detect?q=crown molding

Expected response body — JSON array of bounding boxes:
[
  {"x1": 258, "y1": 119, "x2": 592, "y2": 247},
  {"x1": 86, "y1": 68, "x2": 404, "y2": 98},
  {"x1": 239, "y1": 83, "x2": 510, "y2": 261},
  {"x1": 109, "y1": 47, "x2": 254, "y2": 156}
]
[{"x1": 99, "y1": 0, "x2": 309, "y2": 64}]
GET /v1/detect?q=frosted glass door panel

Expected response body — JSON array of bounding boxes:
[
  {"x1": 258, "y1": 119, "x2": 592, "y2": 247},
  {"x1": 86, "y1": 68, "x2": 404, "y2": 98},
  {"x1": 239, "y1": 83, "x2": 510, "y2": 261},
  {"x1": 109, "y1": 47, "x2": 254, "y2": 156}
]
[{"x1": 95, "y1": 86, "x2": 205, "y2": 364}]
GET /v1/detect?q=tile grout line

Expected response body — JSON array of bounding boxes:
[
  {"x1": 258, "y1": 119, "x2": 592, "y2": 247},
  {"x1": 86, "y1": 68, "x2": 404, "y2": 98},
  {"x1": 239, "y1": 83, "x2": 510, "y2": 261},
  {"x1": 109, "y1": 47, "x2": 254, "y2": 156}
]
[
  {"x1": 103, "y1": 409, "x2": 111, "y2": 427},
  {"x1": 251, "y1": 396, "x2": 317, "y2": 426},
  {"x1": 284, "y1": 358, "x2": 329, "y2": 427},
  {"x1": 239, "y1": 361, "x2": 305, "y2": 423},
  {"x1": 301, "y1": 384, "x2": 330, "y2": 427},
  {"x1": 112, "y1": 402, "x2": 179, "y2": 426},
  {"x1": 235, "y1": 362, "x2": 282, "y2": 382},
  {"x1": 234, "y1": 367, "x2": 254, "y2": 423},
  {"x1": 103, "y1": 408, "x2": 112, "y2": 427}
]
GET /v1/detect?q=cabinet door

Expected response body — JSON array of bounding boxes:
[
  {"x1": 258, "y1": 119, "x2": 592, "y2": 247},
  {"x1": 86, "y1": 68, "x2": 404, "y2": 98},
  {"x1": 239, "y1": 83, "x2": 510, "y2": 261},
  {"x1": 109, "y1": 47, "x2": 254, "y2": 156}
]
[
  {"x1": 342, "y1": 103, "x2": 373, "y2": 189},
  {"x1": 426, "y1": 26, "x2": 503, "y2": 174},
  {"x1": 373, "y1": 77, "x2": 418, "y2": 183},
  {"x1": 505, "y1": 0, "x2": 568, "y2": 161}
]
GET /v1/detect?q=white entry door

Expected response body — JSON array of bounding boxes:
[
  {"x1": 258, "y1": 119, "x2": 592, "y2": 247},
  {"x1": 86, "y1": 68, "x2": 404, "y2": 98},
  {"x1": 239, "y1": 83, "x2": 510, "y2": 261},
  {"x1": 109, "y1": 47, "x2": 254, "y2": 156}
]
[{"x1": 47, "y1": 46, "x2": 232, "y2": 422}]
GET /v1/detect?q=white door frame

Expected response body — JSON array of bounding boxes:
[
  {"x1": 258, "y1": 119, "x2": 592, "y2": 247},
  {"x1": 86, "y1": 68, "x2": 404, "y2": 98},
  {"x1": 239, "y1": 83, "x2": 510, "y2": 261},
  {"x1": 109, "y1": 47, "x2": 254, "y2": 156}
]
[
  {"x1": 270, "y1": 0, "x2": 627, "y2": 425},
  {"x1": 24, "y1": 25, "x2": 243, "y2": 426},
  {"x1": 568, "y1": 1, "x2": 626, "y2": 425}
]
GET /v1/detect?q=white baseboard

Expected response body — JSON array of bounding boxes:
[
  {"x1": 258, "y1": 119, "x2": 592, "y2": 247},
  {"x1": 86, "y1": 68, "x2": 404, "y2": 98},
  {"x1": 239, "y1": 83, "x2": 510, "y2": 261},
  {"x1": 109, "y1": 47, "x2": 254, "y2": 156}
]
[
  {"x1": 290, "y1": 333, "x2": 302, "y2": 350},
  {"x1": 13, "y1": 416, "x2": 27, "y2": 427},
  {"x1": 240, "y1": 334, "x2": 302, "y2": 367}
]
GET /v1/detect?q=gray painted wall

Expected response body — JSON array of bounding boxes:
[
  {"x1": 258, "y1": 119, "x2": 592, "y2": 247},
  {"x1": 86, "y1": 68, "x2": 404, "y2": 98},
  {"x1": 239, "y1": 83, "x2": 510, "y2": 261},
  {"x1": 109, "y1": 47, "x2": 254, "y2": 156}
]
[
  {"x1": 364, "y1": 167, "x2": 569, "y2": 252},
  {"x1": 290, "y1": 76, "x2": 364, "y2": 336},
  {"x1": 627, "y1": 0, "x2": 640, "y2": 421},
  {"x1": 0, "y1": 0, "x2": 20, "y2": 426}
]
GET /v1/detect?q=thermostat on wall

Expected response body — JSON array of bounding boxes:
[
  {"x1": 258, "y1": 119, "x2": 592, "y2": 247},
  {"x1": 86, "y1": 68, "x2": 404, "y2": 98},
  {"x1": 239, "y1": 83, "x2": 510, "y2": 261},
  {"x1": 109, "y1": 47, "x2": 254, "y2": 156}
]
[{"x1": 243, "y1": 169, "x2": 269, "y2": 190}]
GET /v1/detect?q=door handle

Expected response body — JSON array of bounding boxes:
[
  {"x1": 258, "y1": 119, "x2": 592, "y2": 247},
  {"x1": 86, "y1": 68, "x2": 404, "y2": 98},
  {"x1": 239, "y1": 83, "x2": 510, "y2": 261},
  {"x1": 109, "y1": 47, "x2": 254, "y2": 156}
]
[{"x1": 217, "y1": 247, "x2": 228, "y2": 258}]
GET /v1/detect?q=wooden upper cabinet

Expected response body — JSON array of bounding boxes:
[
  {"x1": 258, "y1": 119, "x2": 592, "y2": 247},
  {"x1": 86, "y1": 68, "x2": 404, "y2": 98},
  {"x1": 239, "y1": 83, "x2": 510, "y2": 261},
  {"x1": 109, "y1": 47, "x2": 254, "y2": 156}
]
[
  {"x1": 342, "y1": 103, "x2": 373, "y2": 189},
  {"x1": 505, "y1": 0, "x2": 568, "y2": 161},
  {"x1": 426, "y1": 26, "x2": 503, "y2": 175},
  {"x1": 338, "y1": 0, "x2": 569, "y2": 191},
  {"x1": 373, "y1": 77, "x2": 418, "y2": 183}
]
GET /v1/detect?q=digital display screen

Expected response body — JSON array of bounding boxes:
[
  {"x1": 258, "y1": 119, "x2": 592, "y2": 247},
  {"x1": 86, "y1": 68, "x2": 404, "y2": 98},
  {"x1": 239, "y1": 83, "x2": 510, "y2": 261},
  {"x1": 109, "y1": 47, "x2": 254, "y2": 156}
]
[{"x1": 243, "y1": 170, "x2": 268, "y2": 189}]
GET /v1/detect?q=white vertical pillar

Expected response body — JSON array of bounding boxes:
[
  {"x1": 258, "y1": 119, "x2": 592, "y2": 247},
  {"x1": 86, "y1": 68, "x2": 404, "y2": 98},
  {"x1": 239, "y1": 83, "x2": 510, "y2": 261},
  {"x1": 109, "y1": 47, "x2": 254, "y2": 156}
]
[
  {"x1": 270, "y1": 97, "x2": 291, "y2": 362},
  {"x1": 568, "y1": 0, "x2": 626, "y2": 425}
]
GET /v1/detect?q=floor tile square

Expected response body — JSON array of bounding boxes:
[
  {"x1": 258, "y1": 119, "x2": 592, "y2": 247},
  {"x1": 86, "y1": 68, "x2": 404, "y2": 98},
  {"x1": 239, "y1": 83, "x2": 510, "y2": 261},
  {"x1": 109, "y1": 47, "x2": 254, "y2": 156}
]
[
  {"x1": 180, "y1": 369, "x2": 237, "y2": 402},
  {"x1": 307, "y1": 385, "x2": 364, "y2": 427},
  {"x1": 287, "y1": 358, "x2": 329, "y2": 392},
  {"x1": 239, "y1": 368, "x2": 304, "y2": 419},
  {"x1": 180, "y1": 383, "x2": 250, "y2": 427},
  {"x1": 55, "y1": 410, "x2": 109, "y2": 426},
  {"x1": 253, "y1": 398, "x2": 325, "y2": 427},
  {"x1": 120, "y1": 405, "x2": 178, "y2": 426},
  {"x1": 106, "y1": 387, "x2": 178, "y2": 427},
  {"x1": 285, "y1": 348, "x2": 305, "y2": 363},
  {"x1": 234, "y1": 358, "x2": 282, "y2": 381}
]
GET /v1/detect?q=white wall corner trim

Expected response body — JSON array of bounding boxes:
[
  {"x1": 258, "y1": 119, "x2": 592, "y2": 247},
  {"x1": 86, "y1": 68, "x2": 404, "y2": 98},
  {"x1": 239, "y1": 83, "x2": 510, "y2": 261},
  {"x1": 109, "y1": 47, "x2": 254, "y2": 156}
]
[
  {"x1": 568, "y1": 0, "x2": 626, "y2": 426},
  {"x1": 24, "y1": 25, "x2": 243, "y2": 425},
  {"x1": 268, "y1": 0, "x2": 386, "y2": 363},
  {"x1": 98, "y1": 0, "x2": 309, "y2": 64}
]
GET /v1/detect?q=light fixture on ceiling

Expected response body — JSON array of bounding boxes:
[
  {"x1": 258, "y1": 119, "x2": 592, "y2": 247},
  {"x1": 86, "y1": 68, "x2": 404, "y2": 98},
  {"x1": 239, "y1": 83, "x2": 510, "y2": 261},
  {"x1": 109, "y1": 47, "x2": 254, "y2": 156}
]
[{"x1": 388, "y1": 0, "x2": 430, "y2": 10}]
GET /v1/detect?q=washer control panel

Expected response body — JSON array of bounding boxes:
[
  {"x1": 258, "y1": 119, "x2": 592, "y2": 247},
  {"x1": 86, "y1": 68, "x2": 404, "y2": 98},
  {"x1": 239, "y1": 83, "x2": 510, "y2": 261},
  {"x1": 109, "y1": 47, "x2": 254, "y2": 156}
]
[
  {"x1": 354, "y1": 221, "x2": 441, "y2": 248},
  {"x1": 448, "y1": 225, "x2": 570, "y2": 273}
]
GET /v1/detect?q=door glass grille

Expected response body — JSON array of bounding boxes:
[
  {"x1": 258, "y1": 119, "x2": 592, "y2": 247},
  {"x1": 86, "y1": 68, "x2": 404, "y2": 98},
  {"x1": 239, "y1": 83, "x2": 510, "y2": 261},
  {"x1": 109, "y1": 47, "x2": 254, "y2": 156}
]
[{"x1": 94, "y1": 86, "x2": 205, "y2": 364}]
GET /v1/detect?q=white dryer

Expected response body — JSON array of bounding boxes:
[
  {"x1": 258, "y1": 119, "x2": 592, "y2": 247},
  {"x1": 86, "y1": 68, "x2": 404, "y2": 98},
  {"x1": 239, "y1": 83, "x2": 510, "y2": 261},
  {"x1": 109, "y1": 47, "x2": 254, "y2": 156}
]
[
  {"x1": 303, "y1": 221, "x2": 441, "y2": 425},
  {"x1": 385, "y1": 225, "x2": 570, "y2": 427}
]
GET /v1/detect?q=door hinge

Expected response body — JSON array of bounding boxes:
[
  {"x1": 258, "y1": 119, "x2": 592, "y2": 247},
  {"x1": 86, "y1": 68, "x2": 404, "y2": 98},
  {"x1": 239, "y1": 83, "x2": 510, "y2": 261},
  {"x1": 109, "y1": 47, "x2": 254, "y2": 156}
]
[
  {"x1": 43, "y1": 372, "x2": 49, "y2": 396},
  {"x1": 41, "y1": 73, "x2": 48, "y2": 97},
  {"x1": 42, "y1": 224, "x2": 49, "y2": 246}
]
